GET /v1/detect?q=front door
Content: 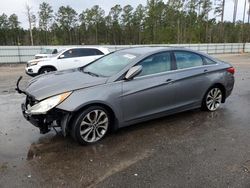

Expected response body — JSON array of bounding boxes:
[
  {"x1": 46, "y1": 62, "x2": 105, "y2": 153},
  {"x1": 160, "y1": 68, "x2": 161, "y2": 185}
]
[
  {"x1": 57, "y1": 49, "x2": 80, "y2": 71},
  {"x1": 121, "y1": 52, "x2": 178, "y2": 122}
]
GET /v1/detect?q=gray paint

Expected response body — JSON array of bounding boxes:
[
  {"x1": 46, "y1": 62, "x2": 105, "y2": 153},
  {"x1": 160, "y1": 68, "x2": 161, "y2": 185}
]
[
  {"x1": 25, "y1": 68, "x2": 108, "y2": 100},
  {"x1": 24, "y1": 47, "x2": 235, "y2": 129}
]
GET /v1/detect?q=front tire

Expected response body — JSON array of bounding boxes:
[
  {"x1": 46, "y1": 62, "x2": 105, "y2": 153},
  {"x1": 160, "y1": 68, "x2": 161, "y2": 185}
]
[
  {"x1": 39, "y1": 67, "x2": 56, "y2": 75},
  {"x1": 71, "y1": 106, "x2": 110, "y2": 145},
  {"x1": 202, "y1": 87, "x2": 223, "y2": 112}
]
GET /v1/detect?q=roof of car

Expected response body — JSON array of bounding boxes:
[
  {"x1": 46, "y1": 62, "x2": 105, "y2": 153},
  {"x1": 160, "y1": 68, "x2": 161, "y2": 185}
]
[
  {"x1": 65, "y1": 46, "x2": 108, "y2": 50},
  {"x1": 116, "y1": 46, "x2": 211, "y2": 58},
  {"x1": 60, "y1": 46, "x2": 110, "y2": 54},
  {"x1": 117, "y1": 46, "x2": 186, "y2": 54}
]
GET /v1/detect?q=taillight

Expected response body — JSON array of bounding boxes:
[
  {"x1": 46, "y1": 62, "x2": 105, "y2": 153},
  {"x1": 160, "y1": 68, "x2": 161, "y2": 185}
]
[{"x1": 227, "y1": 67, "x2": 235, "y2": 75}]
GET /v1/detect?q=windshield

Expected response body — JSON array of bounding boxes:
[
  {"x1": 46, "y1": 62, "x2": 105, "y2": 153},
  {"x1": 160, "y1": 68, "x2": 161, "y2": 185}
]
[
  {"x1": 40, "y1": 48, "x2": 56, "y2": 54},
  {"x1": 83, "y1": 51, "x2": 138, "y2": 77},
  {"x1": 51, "y1": 49, "x2": 65, "y2": 57}
]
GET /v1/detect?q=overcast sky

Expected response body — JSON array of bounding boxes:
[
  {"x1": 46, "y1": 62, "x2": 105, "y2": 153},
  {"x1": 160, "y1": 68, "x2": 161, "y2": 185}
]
[{"x1": 0, "y1": 0, "x2": 248, "y2": 28}]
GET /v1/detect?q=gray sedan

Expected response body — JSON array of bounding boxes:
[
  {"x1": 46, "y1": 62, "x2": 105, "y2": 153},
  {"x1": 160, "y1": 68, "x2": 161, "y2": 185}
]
[{"x1": 18, "y1": 47, "x2": 235, "y2": 145}]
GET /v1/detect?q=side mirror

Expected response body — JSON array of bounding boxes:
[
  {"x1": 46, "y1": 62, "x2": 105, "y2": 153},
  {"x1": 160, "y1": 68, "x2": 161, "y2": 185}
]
[
  {"x1": 59, "y1": 54, "x2": 65, "y2": 59},
  {"x1": 125, "y1": 65, "x2": 142, "y2": 80},
  {"x1": 52, "y1": 49, "x2": 58, "y2": 54}
]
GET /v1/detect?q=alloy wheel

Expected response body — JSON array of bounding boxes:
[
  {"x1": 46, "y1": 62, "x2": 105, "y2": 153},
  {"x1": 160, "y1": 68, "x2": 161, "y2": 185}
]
[
  {"x1": 79, "y1": 110, "x2": 109, "y2": 143},
  {"x1": 206, "y1": 88, "x2": 222, "y2": 111}
]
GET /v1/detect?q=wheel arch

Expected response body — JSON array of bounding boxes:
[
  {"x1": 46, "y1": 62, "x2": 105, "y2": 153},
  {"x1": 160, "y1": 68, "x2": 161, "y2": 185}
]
[
  {"x1": 38, "y1": 65, "x2": 57, "y2": 74},
  {"x1": 67, "y1": 102, "x2": 119, "y2": 133},
  {"x1": 206, "y1": 83, "x2": 226, "y2": 103}
]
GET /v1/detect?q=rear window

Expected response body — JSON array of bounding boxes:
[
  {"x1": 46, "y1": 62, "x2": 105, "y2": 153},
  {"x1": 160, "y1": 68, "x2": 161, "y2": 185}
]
[
  {"x1": 204, "y1": 57, "x2": 217, "y2": 65},
  {"x1": 174, "y1": 51, "x2": 204, "y2": 69},
  {"x1": 77, "y1": 48, "x2": 104, "y2": 56},
  {"x1": 92, "y1": 49, "x2": 104, "y2": 55}
]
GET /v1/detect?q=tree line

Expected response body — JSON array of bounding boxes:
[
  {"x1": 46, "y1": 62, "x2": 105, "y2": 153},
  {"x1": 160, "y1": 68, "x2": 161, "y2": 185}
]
[{"x1": 0, "y1": 0, "x2": 250, "y2": 46}]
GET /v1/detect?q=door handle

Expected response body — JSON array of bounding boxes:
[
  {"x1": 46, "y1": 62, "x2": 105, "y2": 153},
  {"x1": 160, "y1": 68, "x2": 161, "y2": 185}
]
[
  {"x1": 204, "y1": 69, "x2": 208, "y2": 73},
  {"x1": 165, "y1": 79, "x2": 174, "y2": 84}
]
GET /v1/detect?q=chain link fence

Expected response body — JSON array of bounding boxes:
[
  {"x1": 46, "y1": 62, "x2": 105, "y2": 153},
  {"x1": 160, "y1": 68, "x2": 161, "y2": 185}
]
[{"x1": 0, "y1": 43, "x2": 249, "y2": 64}]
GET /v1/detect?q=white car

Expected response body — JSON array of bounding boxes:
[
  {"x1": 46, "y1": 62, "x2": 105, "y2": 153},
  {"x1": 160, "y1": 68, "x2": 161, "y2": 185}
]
[{"x1": 26, "y1": 47, "x2": 110, "y2": 76}]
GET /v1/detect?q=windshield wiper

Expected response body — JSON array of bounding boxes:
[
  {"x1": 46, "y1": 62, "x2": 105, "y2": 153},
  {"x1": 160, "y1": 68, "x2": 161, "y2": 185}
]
[{"x1": 83, "y1": 70, "x2": 99, "y2": 77}]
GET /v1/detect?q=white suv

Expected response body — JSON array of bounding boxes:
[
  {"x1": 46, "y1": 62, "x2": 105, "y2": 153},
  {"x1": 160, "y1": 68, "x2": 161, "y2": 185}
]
[{"x1": 26, "y1": 47, "x2": 110, "y2": 76}]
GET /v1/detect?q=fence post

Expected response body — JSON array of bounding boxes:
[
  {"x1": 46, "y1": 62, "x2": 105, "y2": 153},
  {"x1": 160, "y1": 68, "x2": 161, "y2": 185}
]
[
  {"x1": 244, "y1": 42, "x2": 248, "y2": 53},
  {"x1": 17, "y1": 45, "x2": 21, "y2": 63}
]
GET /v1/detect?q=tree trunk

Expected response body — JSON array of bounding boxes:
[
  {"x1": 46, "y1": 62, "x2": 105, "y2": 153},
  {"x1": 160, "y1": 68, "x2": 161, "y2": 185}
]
[
  {"x1": 95, "y1": 24, "x2": 98, "y2": 44},
  {"x1": 233, "y1": 0, "x2": 239, "y2": 24},
  {"x1": 221, "y1": 0, "x2": 225, "y2": 23},
  {"x1": 248, "y1": 0, "x2": 250, "y2": 24},
  {"x1": 177, "y1": 19, "x2": 180, "y2": 44},
  {"x1": 26, "y1": 4, "x2": 34, "y2": 46},
  {"x1": 242, "y1": 0, "x2": 247, "y2": 42},
  {"x1": 29, "y1": 27, "x2": 34, "y2": 46}
]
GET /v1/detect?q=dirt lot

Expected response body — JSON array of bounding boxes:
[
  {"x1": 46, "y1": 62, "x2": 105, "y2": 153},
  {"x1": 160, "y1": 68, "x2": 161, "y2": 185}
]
[{"x1": 0, "y1": 54, "x2": 250, "y2": 187}]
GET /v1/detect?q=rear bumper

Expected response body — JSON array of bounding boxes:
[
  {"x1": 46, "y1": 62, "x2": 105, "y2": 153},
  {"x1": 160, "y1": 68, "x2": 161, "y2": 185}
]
[
  {"x1": 225, "y1": 87, "x2": 233, "y2": 99},
  {"x1": 225, "y1": 75, "x2": 235, "y2": 99},
  {"x1": 21, "y1": 103, "x2": 71, "y2": 135}
]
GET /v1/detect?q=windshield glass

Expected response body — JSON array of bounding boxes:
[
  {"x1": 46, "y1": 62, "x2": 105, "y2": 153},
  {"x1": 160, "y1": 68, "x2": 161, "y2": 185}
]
[
  {"x1": 83, "y1": 51, "x2": 138, "y2": 77},
  {"x1": 40, "y1": 48, "x2": 55, "y2": 54},
  {"x1": 51, "y1": 49, "x2": 65, "y2": 57}
]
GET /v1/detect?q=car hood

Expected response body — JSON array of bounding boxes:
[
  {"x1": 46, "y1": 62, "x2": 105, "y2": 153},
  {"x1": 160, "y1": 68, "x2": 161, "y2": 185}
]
[
  {"x1": 28, "y1": 57, "x2": 52, "y2": 63},
  {"x1": 25, "y1": 69, "x2": 108, "y2": 101},
  {"x1": 35, "y1": 53, "x2": 52, "y2": 56}
]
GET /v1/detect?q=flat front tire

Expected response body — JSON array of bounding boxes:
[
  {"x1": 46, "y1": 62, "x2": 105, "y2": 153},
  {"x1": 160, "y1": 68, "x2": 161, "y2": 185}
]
[{"x1": 71, "y1": 106, "x2": 110, "y2": 145}]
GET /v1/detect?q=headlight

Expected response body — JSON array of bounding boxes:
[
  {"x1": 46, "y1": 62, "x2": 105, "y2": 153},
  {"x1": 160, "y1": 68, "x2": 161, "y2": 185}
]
[
  {"x1": 28, "y1": 61, "x2": 40, "y2": 67},
  {"x1": 26, "y1": 92, "x2": 72, "y2": 115}
]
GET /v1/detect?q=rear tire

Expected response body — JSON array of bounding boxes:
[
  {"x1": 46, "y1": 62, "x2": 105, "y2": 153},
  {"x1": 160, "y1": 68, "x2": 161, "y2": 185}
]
[
  {"x1": 39, "y1": 67, "x2": 56, "y2": 75},
  {"x1": 202, "y1": 87, "x2": 223, "y2": 112},
  {"x1": 71, "y1": 106, "x2": 110, "y2": 145}
]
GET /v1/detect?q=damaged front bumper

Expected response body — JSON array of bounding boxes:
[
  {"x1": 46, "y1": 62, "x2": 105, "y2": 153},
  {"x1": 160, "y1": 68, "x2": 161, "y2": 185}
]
[{"x1": 21, "y1": 102, "x2": 71, "y2": 136}]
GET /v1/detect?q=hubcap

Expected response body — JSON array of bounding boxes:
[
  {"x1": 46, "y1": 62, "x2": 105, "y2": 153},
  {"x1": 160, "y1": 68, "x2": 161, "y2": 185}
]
[
  {"x1": 80, "y1": 110, "x2": 108, "y2": 143},
  {"x1": 206, "y1": 88, "x2": 222, "y2": 111}
]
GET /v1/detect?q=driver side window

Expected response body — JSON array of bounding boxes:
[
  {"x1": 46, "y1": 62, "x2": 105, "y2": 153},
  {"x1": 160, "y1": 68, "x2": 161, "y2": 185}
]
[
  {"x1": 61, "y1": 49, "x2": 78, "y2": 59},
  {"x1": 137, "y1": 52, "x2": 172, "y2": 77}
]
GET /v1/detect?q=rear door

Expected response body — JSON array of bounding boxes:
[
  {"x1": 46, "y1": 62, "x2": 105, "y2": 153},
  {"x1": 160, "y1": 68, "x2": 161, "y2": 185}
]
[
  {"x1": 121, "y1": 52, "x2": 178, "y2": 122},
  {"x1": 77, "y1": 48, "x2": 104, "y2": 67},
  {"x1": 170, "y1": 51, "x2": 210, "y2": 108}
]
